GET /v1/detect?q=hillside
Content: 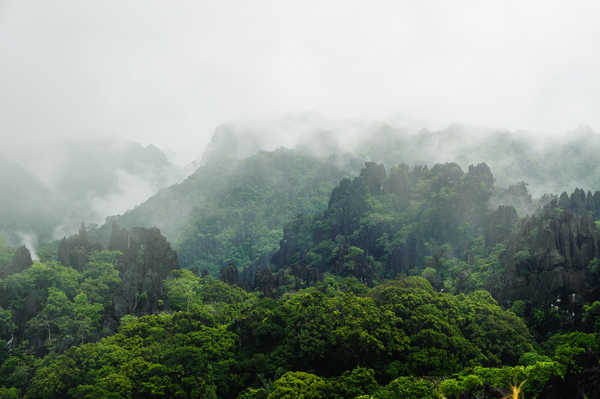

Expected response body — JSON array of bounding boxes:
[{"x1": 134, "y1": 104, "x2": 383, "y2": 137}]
[
  {"x1": 2, "y1": 142, "x2": 600, "y2": 398},
  {"x1": 96, "y1": 147, "x2": 362, "y2": 274},
  {"x1": 4, "y1": 2, "x2": 600, "y2": 397}
]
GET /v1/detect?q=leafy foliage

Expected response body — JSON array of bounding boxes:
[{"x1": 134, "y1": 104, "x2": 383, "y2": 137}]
[{"x1": 3, "y1": 144, "x2": 600, "y2": 398}]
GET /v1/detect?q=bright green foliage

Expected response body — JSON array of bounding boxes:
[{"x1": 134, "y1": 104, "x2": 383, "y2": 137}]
[
  {"x1": 24, "y1": 311, "x2": 237, "y2": 399},
  {"x1": 509, "y1": 300, "x2": 526, "y2": 317},
  {"x1": 0, "y1": 252, "x2": 121, "y2": 355},
  {"x1": 374, "y1": 376, "x2": 437, "y2": 399},
  {"x1": 0, "y1": 274, "x2": 541, "y2": 398},
  {"x1": 328, "y1": 367, "x2": 378, "y2": 399},
  {"x1": 164, "y1": 269, "x2": 201, "y2": 311},
  {"x1": 268, "y1": 371, "x2": 329, "y2": 399},
  {"x1": 197, "y1": 276, "x2": 249, "y2": 305},
  {"x1": 3, "y1": 151, "x2": 600, "y2": 398},
  {"x1": 1, "y1": 262, "x2": 81, "y2": 348},
  {"x1": 79, "y1": 251, "x2": 121, "y2": 306},
  {"x1": 583, "y1": 301, "x2": 600, "y2": 331},
  {"x1": 518, "y1": 352, "x2": 552, "y2": 366},
  {"x1": 279, "y1": 290, "x2": 406, "y2": 372},
  {"x1": 26, "y1": 288, "x2": 103, "y2": 351},
  {"x1": 441, "y1": 361, "x2": 561, "y2": 399},
  {"x1": 235, "y1": 287, "x2": 408, "y2": 378},
  {"x1": 164, "y1": 271, "x2": 250, "y2": 325},
  {"x1": 228, "y1": 276, "x2": 536, "y2": 395},
  {"x1": 545, "y1": 332, "x2": 600, "y2": 375},
  {"x1": 72, "y1": 293, "x2": 103, "y2": 344},
  {"x1": 68, "y1": 373, "x2": 134, "y2": 399},
  {"x1": 0, "y1": 387, "x2": 19, "y2": 399},
  {"x1": 439, "y1": 378, "x2": 464, "y2": 398},
  {"x1": 369, "y1": 278, "x2": 533, "y2": 372}
]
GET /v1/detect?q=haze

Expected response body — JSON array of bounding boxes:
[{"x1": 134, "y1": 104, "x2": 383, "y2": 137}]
[{"x1": 1, "y1": 0, "x2": 600, "y2": 165}]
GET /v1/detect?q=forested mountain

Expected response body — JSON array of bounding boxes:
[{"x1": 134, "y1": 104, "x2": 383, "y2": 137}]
[
  {"x1": 273, "y1": 161, "x2": 497, "y2": 284},
  {"x1": 2, "y1": 136, "x2": 600, "y2": 398},
  {"x1": 187, "y1": 119, "x2": 600, "y2": 198},
  {"x1": 95, "y1": 147, "x2": 362, "y2": 275},
  {"x1": 4, "y1": 0, "x2": 600, "y2": 396},
  {"x1": 269, "y1": 161, "x2": 600, "y2": 343},
  {"x1": 356, "y1": 124, "x2": 600, "y2": 197}
]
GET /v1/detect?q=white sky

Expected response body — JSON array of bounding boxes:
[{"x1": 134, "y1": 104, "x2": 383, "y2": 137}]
[{"x1": 2, "y1": 1, "x2": 600, "y2": 165}]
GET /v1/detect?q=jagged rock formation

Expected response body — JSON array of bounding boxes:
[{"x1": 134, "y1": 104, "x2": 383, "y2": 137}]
[
  {"x1": 491, "y1": 189, "x2": 600, "y2": 333},
  {"x1": 109, "y1": 224, "x2": 179, "y2": 316}
]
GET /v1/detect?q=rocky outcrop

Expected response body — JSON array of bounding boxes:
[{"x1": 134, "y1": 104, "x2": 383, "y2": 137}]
[{"x1": 491, "y1": 205, "x2": 600, "y2": 330}]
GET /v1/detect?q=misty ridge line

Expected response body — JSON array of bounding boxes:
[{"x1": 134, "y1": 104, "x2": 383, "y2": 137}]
[
  {"x1": 2, "y1": 115, "x2": 600, "y2": 251},
  {"x1": 195, "y1": 116, "x2": 600, "y2": 195}
]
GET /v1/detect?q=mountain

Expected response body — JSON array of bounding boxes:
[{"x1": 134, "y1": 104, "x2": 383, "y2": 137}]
[
  {"x1": 2, "y1": 137, "x2": 600, "y2": 398},
  {"x1": 355, "y1": 123, "x2": 600, "y2": 196},
  {"x1": 96, "y1": 146, "x2": 363, "y2": 274}
]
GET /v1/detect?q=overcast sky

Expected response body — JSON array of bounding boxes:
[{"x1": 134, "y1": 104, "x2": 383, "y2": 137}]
[{"x1": 2, "y1": 1, "x2": 600, "y2": 165}]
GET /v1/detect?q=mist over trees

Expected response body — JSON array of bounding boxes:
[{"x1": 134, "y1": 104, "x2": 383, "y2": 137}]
[
  {"x1": 4, "y1": 1, "x2": 600, "y2": 396},
  {"x1": 2, "y1": 122, "x2": 600, "y2": 397},
  {"x1": 5, "y1": 117, "x2": 600, "y2": 252}
]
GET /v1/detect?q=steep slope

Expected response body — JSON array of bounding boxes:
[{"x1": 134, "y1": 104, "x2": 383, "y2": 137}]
[{"x1": 95, "y1": 148, "x2": 362, "y2": 274}]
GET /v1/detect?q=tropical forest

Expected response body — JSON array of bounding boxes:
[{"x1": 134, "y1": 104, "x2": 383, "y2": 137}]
[
  {"x1": 2, "y1": 2, "x2": 600, "y2": 398},
  {"x1": 1, "y1": 124, "x2": 600, "y2": 399}
]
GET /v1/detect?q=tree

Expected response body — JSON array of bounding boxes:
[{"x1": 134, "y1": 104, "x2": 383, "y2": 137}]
[
  {"x1": 268, "y1": 372, "x2": 329, "y2": 399},
  {"x1": 72, "y1": 292, "x2": 103, "y2": 345},
  {"x1": 374, "y1": 376, "x2": 436, "y2": 399},
  {"x1": 328, "y1": 367, "x2": 378, "y2": 399},
  {"x1": 0, "y1": 306, "x2": 16, "y2": 340},
  {"x1": 164, "y1": 269, "x2": 200, "y2": 311},
  {"x1": 25, "y1": 287, "x2": 103, "y2": 352},
  {"x1": 11, "y1": 246, "x2": 33, "y2": 274},
  {"x1": 219, "y1": 262, "x2": 239, "y2": 286}
]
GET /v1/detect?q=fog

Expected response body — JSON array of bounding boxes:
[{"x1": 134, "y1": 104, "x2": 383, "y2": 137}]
[
  {"x1": 0, "y1": 136, "x2": 180, "y2": 246},
  {"x1": 3, "y1": 1, "x2": 600, "y2": 244},
  {"x1": 2, "y1": 1, "x2": 600, "y2": 165},
  {"x1": 16, "y1": 232, "x2": 38, "y2": 261}
]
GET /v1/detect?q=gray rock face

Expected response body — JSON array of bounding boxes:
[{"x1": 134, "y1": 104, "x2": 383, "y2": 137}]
[{"x1": 493, "y1": 207, "x2": 600, "y2": 316}]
